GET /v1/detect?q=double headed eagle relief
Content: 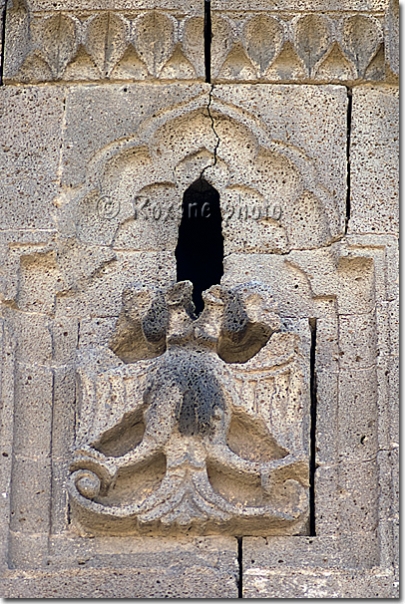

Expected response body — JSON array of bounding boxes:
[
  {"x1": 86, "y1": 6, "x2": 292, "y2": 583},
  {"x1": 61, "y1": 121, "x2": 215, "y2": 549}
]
[{"x1": 69, "y1": 281, "x2": 310, "y2": 536}]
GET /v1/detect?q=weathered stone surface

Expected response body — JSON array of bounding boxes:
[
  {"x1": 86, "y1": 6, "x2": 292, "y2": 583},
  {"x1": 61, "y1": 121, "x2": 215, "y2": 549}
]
[
  {"x1": 385, "y1": 0, "x2": 399, "y2": 76},
  {"x1": 4, "y1": 536, "x2": 239, "y2": 595},
  {"x1": 0, "y1": 87, "x2": 64, "y2": 230},
  {"x1": 0, "y1": 1, "x2": 4, "y2": 76},
  {"x1": 243, "y1": 534, "x2": 379, "y2": 571},
  {"x1": 243, "y1": 567, "x2": 396, "y2": 598},
  {"x1": 57, "y1": 84, "x2": 346, "y2": 262},
  {"x1": 212, "y1": 85, "x2": 347, "y2": 238},
  {"x1": 4, "y1": 1, "x2": 204, "y2": 82},
  {"x1": 212, "y1": 1, "x2": 389, "y2": 8},
  {"x1": 349, "y1": 85, "x2": 399, "y2": 235},
  {"x1": 315, "y1": 460, "x2": 379, "y2": 535},
  {"x1": 0, "y1": 4, "x2": 399, "y2": 596},
  {"x1": 61, "y1": 83, "x2": 208, "y2": 189},
  {"x1": 2, "y1": 535, "x2": 239, "y2": 597}
]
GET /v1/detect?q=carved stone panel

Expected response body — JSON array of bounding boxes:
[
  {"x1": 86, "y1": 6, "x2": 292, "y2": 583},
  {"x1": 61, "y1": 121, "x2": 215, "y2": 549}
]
[
  {"x1": 210, "y1": 0, "x2": 396, "y2": 85},
  {"x1": 4, "y1": 1, "x2": 205, "y2": 82},
  {"x1": 69, "y1": 281, "x2": 310, "y2": 536}
]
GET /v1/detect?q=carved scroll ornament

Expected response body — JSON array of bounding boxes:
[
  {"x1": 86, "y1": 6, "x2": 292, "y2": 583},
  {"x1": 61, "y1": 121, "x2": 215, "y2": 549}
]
[{"x1": 68, "y1": 281, "x2": 310, "y2": 536}]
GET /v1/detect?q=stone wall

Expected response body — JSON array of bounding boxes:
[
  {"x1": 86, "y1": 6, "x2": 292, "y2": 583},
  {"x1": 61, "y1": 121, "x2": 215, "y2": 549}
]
[{"x1": 0, "y1": 0, "x2": 398, "y2": 598}]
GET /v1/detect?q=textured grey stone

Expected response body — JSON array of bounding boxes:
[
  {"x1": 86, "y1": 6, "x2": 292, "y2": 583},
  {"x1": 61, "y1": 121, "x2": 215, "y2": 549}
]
[
  {"x1": 69, "y1": 282, "x2": 310, "y2": 537},
  {"x1": 61, "y1": 84, "x2": 208, "y2": 188},
  {"x1": 2, "y1": 537, "x2": 239, "y2": 597},
  {"x1": 0, "y1": 87, "x2": 64, "y2": 230},
  {"x1": 349, "y1": 85, "x2": 399, "y2": 235},
  {"x1": 243, "y1": 534, "x2": 379, "y2": 571},
  {"x1": 386, "y1": 0, "x2": 399, "y2": 76},
  {"x1": 210, "y1": 2, "x2": 389, "y2": 84},
  {"x1": 0, "y1": 15, "x2": 399, "y2": 597},
  {"x1": 336, "y1": 367, "x2": 378, "y2": 463},
  {"x1": 212, "y1": 1, "x2": 389, "y2": 8},
  {"x1": 315, "y1": 460, "x2": 379, "y2": 536},
  {"x1": 0, "y1": 1, "x2": 4, "y2": 76},
  {"x1": 243, "y1": 567, "x2": 397, "y2": 598},
  {"x1": 213, "y1": 85, "x2": 347, "y2": 236}
]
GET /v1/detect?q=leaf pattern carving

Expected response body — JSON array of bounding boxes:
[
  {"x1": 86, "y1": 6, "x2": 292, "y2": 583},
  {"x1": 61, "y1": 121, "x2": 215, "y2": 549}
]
[
  {"x1": 133, "y1": 12, "x2": 175, "y2": 77},
  {"x1": 243, "y1": 15, "x2": 284, "y2": 75},
  {"x1": 33, "y1": 14, "x2": 76, "y2": 78},
  {"x1": 85, "y1": 13, "x2": 128, "y2": 78},
  {"x1": 341, "y1": 15, "x2": 382, "y2": 77},
  {"x1": 294, "y1": 14, "x2": 331, "y2": 74}
]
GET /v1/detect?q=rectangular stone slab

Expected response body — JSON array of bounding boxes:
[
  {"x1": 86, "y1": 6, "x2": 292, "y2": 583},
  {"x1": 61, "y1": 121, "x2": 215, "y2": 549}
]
[
  {"x1": 0, "y1": 86, "x2": 64, "y2": 230},
  {"x1": 1, "y1": 536, "x2": 239, "y2": 598},
  {"x1": 349, "y1": 85, "x2": 399, "y2": 235}
]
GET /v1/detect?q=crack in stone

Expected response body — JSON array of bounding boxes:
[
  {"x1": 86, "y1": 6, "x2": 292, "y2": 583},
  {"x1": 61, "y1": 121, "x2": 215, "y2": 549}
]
[
  {"x1": 200, "y1": 85, "x2": 220, "y2": 181},
  {"x1": 0, "y1": 0, "x2": 8, "y2": 85}
]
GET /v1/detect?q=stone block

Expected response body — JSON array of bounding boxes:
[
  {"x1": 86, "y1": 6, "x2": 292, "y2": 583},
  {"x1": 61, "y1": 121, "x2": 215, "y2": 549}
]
[
  {"x1": 338, "y1": 313, "x2": 377, "y2": 369},
  {"x1": 16, "y1": 251, "x2": 60, "y2": 315},
  {"x1": 315, "y1": 315, "x2": 339, "y2": 372},
  {"x1": 50, "y1": 460, "x2": 70, "y2": 534},
  {"x1": 51, "y1": 367, "x2": 76, "y2": 459},
  {"x1": 4, "y1": 1, "x2": 204, "y2": 83},
  {"x1": 314, "y1": 464, "x2": 339, "y2": 535},
  {"x1": 243, "y1": 533, "x2": 379, "y2": 571},
  {"x1": 51, "y1": 317, "x2": 79, "y2": 365},
  {"x1": 316, "y1": 461, "x2": 378, "y2": 536},
  {"x1": 22, "y1": 0, "x2": 201, "y2": 8},
  {"x1": 224, "y1": 254, "x2": 318, "y2": 319},
  {"x1": 7, "y1": 532, "x2": 50, "y2": 570},
  {"x1": 243, "y1": 567, "x2": 396, "y2": 599},
  {"x1": 61, "y1": 83, "x2": 208, "y2": 189},
  {"x1": 13, "y1": 312, "x2": 53, "y2": 366},
  {"x1": 349, "y1": 85, "x2": 399, "y2": 235},
  {"x1": 0, "y1": 86, "x2": 64, "y2": 230},
  {"x1": 9, "y1": 457, "x2": 51, "y2": 534},
  {"x1": 0, "y1": 1, "x2": 4, "y2": 76},
  {"x1": 289, "y1": 246, "x2": 376, "y2": 315},
  {"x1": 78, "y1": 318, "x2": 117, "y2": 349},
  {"x1": 13, "y1": 364, "x2": 53, "y2": 458},
  {"x1": 388, "y1": 356, "x2": 399, "y2": 445},
  {"x1": 55, "y1": 251, "x2": 176, "y2": 318},
  {"x1": 388, "y1": 298, "x2": 399, "y2": 355},
  {"x1": 2, "y1": 537, "x2": 239, "y2": 598},
  {"x1": 211, "y1": 0, "x2": 389, "y2": 9},
  {"x1": 386, "y1": 0, "x2": 399, "y2": 76},
  {"x1": 376, "y1": 448, "x2": 398, "y2": 568},
  {"x1": 337, "y1": 368, "x2": 378, "y2": 463},
  {"x1": 315, "y1": 370, "x2": 338, "y2": 465}
]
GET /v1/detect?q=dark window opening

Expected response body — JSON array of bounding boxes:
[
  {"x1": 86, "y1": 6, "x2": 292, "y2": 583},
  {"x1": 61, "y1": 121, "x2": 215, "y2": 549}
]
[{"x1": 175, "y1": 179, "x2": 223, "y2": 315}]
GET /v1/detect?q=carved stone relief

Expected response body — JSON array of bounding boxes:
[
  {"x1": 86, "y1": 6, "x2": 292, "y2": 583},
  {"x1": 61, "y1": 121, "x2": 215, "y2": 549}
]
[
  {"x1": 57, "y1": 88, "x2": 346, "y2": 258},
  {"x1": 69, "y1": 281, "x2": 310, "y2": 535},
  {"x1": 5, "y1": 3, "x2": 205, "y2": 82},
  {"x1": 4, "y1": 0, "x2": 399, "y2": 84}
]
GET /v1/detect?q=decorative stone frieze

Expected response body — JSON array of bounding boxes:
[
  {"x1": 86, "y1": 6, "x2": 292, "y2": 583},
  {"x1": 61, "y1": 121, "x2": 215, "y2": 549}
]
[
  {"x1": 210, "y1": 11, "x2": 388, "y2": 83},
  {"x1": 4, "y1": 2, "x2": 205, "y2": 82},
  {"x1": 4, "y1": 0, "x2": 399, "y2": 84}
]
